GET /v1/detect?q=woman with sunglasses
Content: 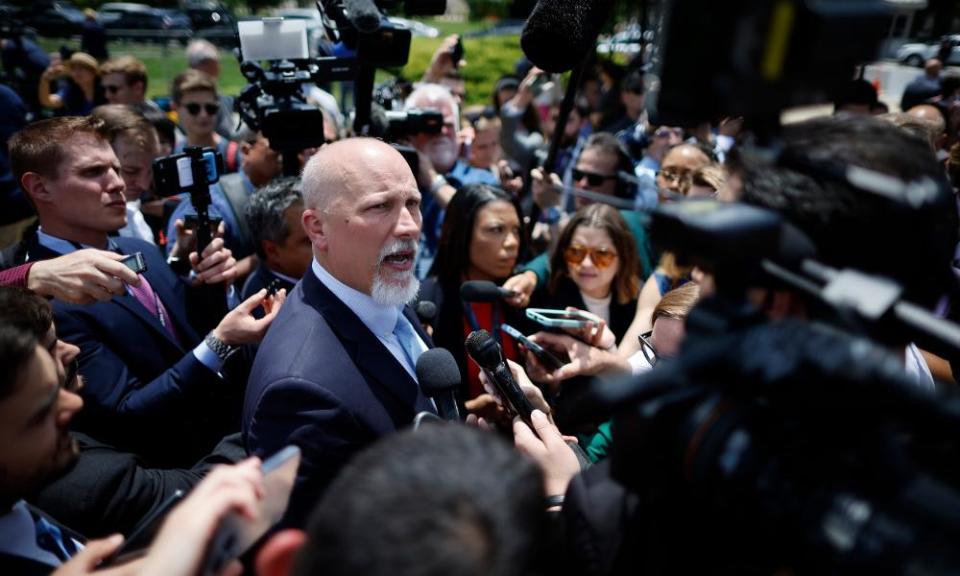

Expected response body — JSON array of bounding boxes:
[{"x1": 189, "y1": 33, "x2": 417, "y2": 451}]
[
  {"x1": 417, "y1": 184, "x2": 532, "y2": 403},
  {"x1": 531, "y1": 204, "x2": 641, "y2": 345},
  {"x1": 170, "y1": 70, "x2": 242, "y2": 174}
]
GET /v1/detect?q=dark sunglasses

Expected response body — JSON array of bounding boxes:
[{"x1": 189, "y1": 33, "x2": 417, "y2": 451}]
[
  {"x1": 572, "y1": 168, "x2": 618, "y2": 187},
  {"x1": 563, "y1": 244, "x2": 618, "y2": 269},
  {"x1": 102, "y1": 84, "x2": 122, "y2": 94},
  {"x1": 185, "y1": 102, "x2": 220, "y2": 116}
]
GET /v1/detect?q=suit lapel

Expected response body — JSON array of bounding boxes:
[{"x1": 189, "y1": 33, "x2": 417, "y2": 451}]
[
  {"x1": 303, "y1": 272, "x2": 436, "y2": 416},
  {"x1": 27, "y1": 235, "x2": 190, "y2": 351}
]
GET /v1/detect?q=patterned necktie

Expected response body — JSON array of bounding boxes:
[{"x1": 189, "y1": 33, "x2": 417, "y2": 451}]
[
  {"x1": 393, "y1": 313, "x2": 424, "y2": 374},
  {"x1": 128, "y1": 274, "x2": 180, "y2": 344},
  {"x1": 34, "y1": 515, "x2": 77, "y2": 563}
]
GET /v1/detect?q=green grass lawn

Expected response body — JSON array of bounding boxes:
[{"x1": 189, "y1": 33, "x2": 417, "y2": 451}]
[{"x1": 36, "y1": 18, "x2": 524, "y2": 108}]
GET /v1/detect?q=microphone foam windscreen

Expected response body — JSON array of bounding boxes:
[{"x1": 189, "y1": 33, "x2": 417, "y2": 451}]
[
  {"x1": 520, "y1": 0, "x2": 614, "y2": 73},
  {"x1": 464, "y1": 329, "x2": 500, "y2": 370},
  {"x1": 342, "y1": 0, "x2": 382, "y2": 33},
  {"x1": 416, "y1": 301, "x2": 437, "y2": 324},
  {"x1": 416, "y1": 348, "x2": 461, "y2": 397},
  {"x1": 460, "y1": 280, "x2": 502, "y2": 303}
]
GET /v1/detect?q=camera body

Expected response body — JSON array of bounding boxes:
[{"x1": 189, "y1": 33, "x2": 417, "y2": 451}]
[{"x1": 384, "y1": 108, "x2": 444, "y2": 140}]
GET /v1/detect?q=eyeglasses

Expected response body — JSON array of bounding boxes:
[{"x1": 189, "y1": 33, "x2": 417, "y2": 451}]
[
  {"x1": 638, "y1": 330, "x2": 659, "y2": 366},
  {"x1": 563, "y1": 244, "x2": 618, "y2": 269},
  {"x1": 102, "y1": 84, "x2": 122, "y2": 94},
  {"x1": 572, "y1": 168, "x2": 619, "y2": 187},
  {"x1": 659, "y1": 167, "x2": 695, "y2": 184},
  {"x1": 184, "y1": 103, "x2": 220, "y2": 116}
]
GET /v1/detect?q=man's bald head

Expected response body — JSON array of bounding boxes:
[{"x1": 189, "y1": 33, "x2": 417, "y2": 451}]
[
  {"x1": 301, "y1": 138, "x2": 415, "y2": 212},
  {"x1": 925, "y1": 59, "x2": 943, "y2": 77},
  {"x1": 907, "y1": 104, "x2": 947, "y2": 135}
]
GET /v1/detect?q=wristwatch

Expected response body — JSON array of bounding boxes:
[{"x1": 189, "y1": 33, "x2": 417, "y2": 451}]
[
  {"x1": 429, "y1": 174, "x2": 449, "y2": 196},
  {"x1": 204, "y1": 331, "x2": 238, "y2": 362}
]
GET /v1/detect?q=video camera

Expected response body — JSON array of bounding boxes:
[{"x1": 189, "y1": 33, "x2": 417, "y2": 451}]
[{"x1": 383, "y1": 108, "x2": 444, "y2": 140}]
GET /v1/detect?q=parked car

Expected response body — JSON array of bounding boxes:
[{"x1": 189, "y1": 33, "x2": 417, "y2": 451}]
[
  {"x1": 182, "y1": 0, "x2": 237, "y2": 47},
  {"x1": 896, "y1": 35, "x2": 960, "y2": 67},
  {"x1": 99, "y1": 3, "x2": 193, "y2": 44},
  {"x1": 20, "y1": 0, "x2": 85, "y2": 38}
]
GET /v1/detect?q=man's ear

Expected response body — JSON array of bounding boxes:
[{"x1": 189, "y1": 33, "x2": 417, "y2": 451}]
[
  {"x1": 241, "y1": 141, "x2": 254, "y2": 158},
  {"x1": 21, "y1": 172, "x2": 52, "y2": 205},
  {"x1": 133, "y1": 80, "x2": 146, "y2": 99},
  {"x1": 302, "y1": 208, "x2": 327, "y2": 252},
  {"x1": 254, "y1": 529, "x2": 306, "y2": 576}
]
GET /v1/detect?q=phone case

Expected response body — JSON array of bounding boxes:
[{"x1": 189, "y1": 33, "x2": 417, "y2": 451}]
[{"x1": 525, "y1": 308, "x2": 591, "y2": 329}]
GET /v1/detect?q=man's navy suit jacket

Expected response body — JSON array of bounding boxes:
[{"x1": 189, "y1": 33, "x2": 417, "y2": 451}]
[
  {"x1": 22, "y1": 233, "x2": 233, "y2": 466},
  {"x1": 243, "y1": 267, "x2": 436, "y2": 527}
]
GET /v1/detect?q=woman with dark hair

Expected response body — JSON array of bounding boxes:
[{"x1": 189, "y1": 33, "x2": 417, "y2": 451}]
[
  {"x1": 419, "y1": 184, "x2": 531, "y2": 400},
  {"x1": 531, "y1": 204, "x2": 641, "y2": 344}
]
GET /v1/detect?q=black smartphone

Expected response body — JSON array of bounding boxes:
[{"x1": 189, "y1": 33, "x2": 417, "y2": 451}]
[
  {"x1": 265, "y1": 278, "x2": 284, "y2": 296},
  {"x1": 99, "y1": 489, "x2": 186, "y2": 567},
  {"x1": 501, "y1": 323, "x2": 567, "y2": 372},
  {"x1": 450, "y1": 37, "x2": 464, "y2": 68},
  {"x1": 120, "y1": 252, "x2": 147, "y2": 275}
]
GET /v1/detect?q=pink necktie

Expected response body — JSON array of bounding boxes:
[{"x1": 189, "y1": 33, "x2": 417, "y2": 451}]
[{"x1": 128, "y1": 274, "x2": 180, "y2": 344}]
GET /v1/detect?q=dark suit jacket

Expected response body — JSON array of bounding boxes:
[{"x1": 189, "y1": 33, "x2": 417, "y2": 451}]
[
  {"x1": 19, "y1": 233, "x2": 236, "y2": 466},
  {"x1": 31, "y1": 432, "x2": 246, "y2": 538},
  {"x1": 0, "y1": 504, "x2": 86, "y2": 576},
  {"x1": 243, "y1": 268, "x2": 435, "y2": 527}
]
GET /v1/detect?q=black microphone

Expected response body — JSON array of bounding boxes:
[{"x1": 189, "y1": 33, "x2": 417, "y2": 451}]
[
  {"x1": 464, "y1": 330, "x2": 535, "y2": 425},
  {"x1": 416, "y1": 348, "x2": 462, "y2": 422},
  {"x1": 520, "y1": 0, "x2": 614, "y2": 73},
  {"x1": 415, "y1": 301, "x2": 437, "y2": 326},
  {"x1": 460, "y1": 280, "x2": 516, "y2": 303}
]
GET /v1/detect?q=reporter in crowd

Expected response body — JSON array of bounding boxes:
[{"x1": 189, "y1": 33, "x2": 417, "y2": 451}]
[
  {"x1": 0, "y1": 287, "x2": 245, "y2": 538},
  {"x1": 37, "y1": 52, "x2": 104, "y2": 117},
  {"x1": 242, "y1": 177, "x2": 312, "y2": 302},
  {"x1": 98, "y1": 56, "x2": 161, "y2": 114},
  {"x1": 418, "y1": 183, "x2": 531, "y2": 401},
  {"x1": 170, "y1": 69, "x2": 242, "y2": 173},
  {"x1": 506, "y1": 133, "x2": 655, "y2": 304},
  {"x1": 530, "y1": 204, "x2": 641, "y2": 345},
  {"x1": 6, "y1": 115, "x2": 284, "y2": 466},
  {"x1": 90, "y1": 104, "x2": 161, "y2": 244}
]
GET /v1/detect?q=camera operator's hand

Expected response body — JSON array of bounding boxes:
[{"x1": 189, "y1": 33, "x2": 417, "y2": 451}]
[
  {"x1": 422, "y1": 34, "x2": 463, "y2": 83},
  {"x1": 496, "y1": 160, "x2": 524, "y2": 197},
  {"x1": 528, "y1": 332, "x2": 631, "y2": 384},
  {"x1": 137, "y1": 458, "x2": 264, "y2": 576},
  {"x1": 502, "y1": 271, "x2": 537, "y2": 308},
  {"x1": 50, "y1": 535, "x2": 143, "y2": 576},
  {"x1": 28, "y1": 249, "x2": 141, "y2": 304},
  {"x1": 171, "y1": 219, "x2": 227, "y2": 262},
  {"x1": 414, "y1": 149, "x2": 457, "y2": 208},
  {"x1": 505, "y1": 67, "x2": 544, "y2": 112},
  {"x1": 189, "y1": 237, "x2": 237, "y2": 286},
  {"x1": 531, "y1": 167, "x2": 562, "y2": 210},
  {"x1": 212, "y1": 288, "x2": 286, "y2": 346},
  {"x1": 514, "y1": 409, "x2": 581, "y2": 500}
]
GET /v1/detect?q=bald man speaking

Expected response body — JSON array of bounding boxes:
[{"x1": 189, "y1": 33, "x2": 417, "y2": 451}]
[{"x1": 243, "y1": 139, "x2": 437, "y2": 526}]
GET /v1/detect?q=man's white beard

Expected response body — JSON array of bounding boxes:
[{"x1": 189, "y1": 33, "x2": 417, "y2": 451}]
[
  {"x1": 426, "y1": 137, "x2": 458, "y2": 173},
  {"x1": 371, "y1": 238, "x2": 421, "y2": 306}
]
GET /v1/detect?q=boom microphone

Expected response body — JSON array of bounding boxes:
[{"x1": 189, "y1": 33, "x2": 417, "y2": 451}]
[
  {"x1": 520, "y1": 0, "x2": 615, "y2": 73},
  {"x1": 340, "y1": 0, "x2": 382, "y2": 33},
  {"x1": 460, "y1": 280, "x2": 516, "y2": 303},
  {"x1": 416, "y1": 348, "x2": 462, "y2": 422}
]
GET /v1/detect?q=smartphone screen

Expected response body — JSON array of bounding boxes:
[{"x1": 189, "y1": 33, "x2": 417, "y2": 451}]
[
  {"x1": 99, "y1": 490, "x2": 186, "y2": 567},
  {"x1": 201, "y1": 446, "x2": 301, "y2": 576}
]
